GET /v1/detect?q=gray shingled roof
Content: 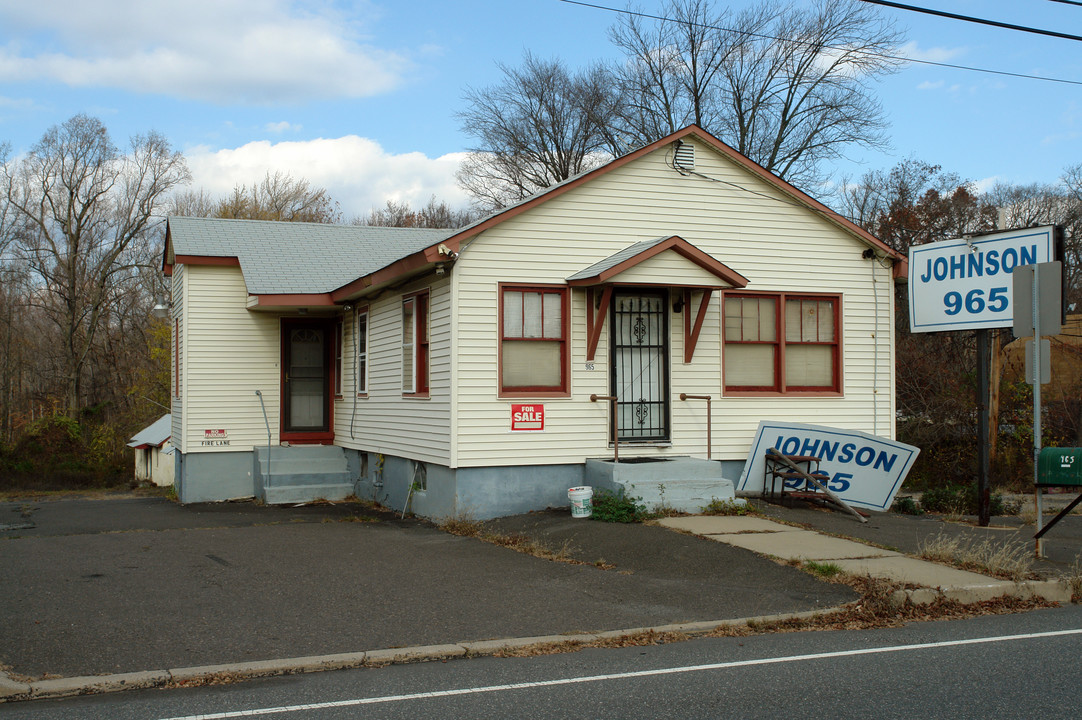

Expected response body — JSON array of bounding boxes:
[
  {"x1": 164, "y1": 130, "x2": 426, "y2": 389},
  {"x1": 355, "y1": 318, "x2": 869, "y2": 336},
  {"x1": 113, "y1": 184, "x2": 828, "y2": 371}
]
[
  {"x1": 167, "y1": 216, "x2": 456, "y2": 294},
  {"x1": 127, "y1": 414, "x2": 171, "y2": 448},
  {"x1": 566, "y1": 238, "x2": 670, "y2": 282}
]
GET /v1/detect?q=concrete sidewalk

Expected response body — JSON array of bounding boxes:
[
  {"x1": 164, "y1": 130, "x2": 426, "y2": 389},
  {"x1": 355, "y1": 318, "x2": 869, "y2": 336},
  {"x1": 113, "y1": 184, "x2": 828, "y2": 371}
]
[
  {"x1": 0, "y1": 496, "x2": 1076, "y2": 702},
  {"x1": 656, "y1": 514, "x2": 1074, "y2": 605}
]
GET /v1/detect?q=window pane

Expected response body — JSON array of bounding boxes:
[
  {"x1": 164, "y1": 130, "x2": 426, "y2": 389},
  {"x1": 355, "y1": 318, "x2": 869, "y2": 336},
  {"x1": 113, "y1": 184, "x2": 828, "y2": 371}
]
[
  {"x1": 757, "y1": 298, "x2": 776, "y2": 341},
  {"x1": 542, "y1": 292, "x2": 562, "y2": 339},
  {"x1": 523, "y1": 292, "x2": 543, "y2": 338},
  {"x1": 503, "y1": 341, "x2": 561, "y2": 387},
  {"x1": 785, "y1": 345, "x2": 833, "y2": 387},
  {"x1": 724, "y1": 298, "x2": 743, "y2": 341},
  {"x1": 357, "y1": 314, "x2": 367, "y2": 353},
  {"x1": 725, "y1": 344, "x2": 775, "y2": 387},
  {"x1": 785, "y1": 299, "x2": 801, "y2": 342},
  {"x1": 818, "y1": 300, "x2": 835, "y2": 341},
  {"x1": 402, "y1": 300, "x2": 413, "y2": 342},
  {"x1": 503, "y1": 290, "x2": 522, "y2": 338}
]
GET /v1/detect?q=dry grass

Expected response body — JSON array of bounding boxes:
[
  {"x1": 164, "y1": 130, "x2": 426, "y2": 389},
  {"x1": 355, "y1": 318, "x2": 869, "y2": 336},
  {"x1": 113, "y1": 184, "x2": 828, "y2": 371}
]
[
  {"x1": 1061, "y1": 560, "x2": 1082, "y2": 603},
  {"x1": 917, "y1": 531, "x2": 1034, "y2": 582},
  {"x1": 437, "y1": 514, "x2": 583, "y2": 566}
]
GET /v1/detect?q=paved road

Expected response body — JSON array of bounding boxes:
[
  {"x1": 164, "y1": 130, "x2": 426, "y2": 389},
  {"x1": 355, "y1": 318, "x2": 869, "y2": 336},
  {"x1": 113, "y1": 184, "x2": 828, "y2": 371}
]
[
  {"x1": 7, "y1": 604, "x2": 1081, "y2": 719},
  {"x1": 0, "y1": 497, "x2": 853, "y2": 679}
]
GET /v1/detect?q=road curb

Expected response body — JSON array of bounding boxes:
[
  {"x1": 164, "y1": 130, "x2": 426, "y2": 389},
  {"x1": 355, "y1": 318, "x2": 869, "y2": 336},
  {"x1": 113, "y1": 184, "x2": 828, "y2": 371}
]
[
  {"x1": 3, "y1": 582, "x2": 1070, "y2": 704},
  {"x1": 891, "y1": 578, "x2": 1073, "y2": 606},
  {"x1": 1, "y1": 608, "x2": 847, "y2": 703}
]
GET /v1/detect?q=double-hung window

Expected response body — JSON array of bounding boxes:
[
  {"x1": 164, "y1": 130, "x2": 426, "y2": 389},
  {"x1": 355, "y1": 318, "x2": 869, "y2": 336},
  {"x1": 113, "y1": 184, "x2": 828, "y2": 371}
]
[
  {"x1": 333, "y1": 319, "x2": 344, "y2": 398},
  {"x1": 500, "y1": 285, "x2": 569, "y2": 395},
  {"x1": 356, "y1": 308, "x2": 368, "y2": 395},
  {"x1": 402, "y1": 291, "x2": 429, "y2": 395},
  {"x1": 724, "y1": 293, "x2": 840, "y2": 393}
]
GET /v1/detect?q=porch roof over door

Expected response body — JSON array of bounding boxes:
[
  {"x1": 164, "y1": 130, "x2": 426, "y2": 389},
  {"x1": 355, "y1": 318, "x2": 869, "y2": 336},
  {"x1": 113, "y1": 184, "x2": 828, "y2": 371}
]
[{"x1": 565, "y1": 236, "x2": 748, "y2": 289}]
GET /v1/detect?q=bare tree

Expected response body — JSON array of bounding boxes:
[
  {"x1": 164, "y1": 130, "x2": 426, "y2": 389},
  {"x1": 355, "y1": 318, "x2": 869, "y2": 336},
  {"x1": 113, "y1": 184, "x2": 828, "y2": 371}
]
[
  {"x1": 361, "y1": 196, "x2": 479, "y2": 228},
  {"x1": 1, "y1": 114, "x2": 190, "y2": 414},
  {"x1": 457, "y1": 53, "x2": 621, "y2": 210},
  {"x1": 194, "y1": 171, "x2": 342, "y2": 223},
  {"x1": 610, "y1": 0, "x2": 904, "y2": 187}
]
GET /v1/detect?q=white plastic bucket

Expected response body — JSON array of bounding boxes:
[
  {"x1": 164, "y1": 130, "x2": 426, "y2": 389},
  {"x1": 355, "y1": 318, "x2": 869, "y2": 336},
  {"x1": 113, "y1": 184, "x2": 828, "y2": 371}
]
[{"x1": 568, "y1": 486, "x2": 594, "y2": 518}]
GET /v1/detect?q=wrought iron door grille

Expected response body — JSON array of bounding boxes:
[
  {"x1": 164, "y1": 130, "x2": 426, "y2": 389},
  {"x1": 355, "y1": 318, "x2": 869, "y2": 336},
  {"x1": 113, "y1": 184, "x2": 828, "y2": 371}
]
[{"x1": 611, "y1": 293, "x2": 669, "y2": 441}]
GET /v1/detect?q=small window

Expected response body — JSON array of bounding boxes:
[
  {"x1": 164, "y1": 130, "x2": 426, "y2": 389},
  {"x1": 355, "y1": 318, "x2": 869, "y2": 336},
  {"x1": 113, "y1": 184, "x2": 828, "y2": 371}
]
[
  {"x1": 724, "y1": 292, "x2": 840, "y2": 393},
  {"x1": 356, "y1": 308, "x2": 369, "y2": 395},
  {"x1": 500, "y1": 286, "x2": 569, "y2": 395},
  {"x1": 403, "y1": 291, "x2": 429, "y2": 395}
]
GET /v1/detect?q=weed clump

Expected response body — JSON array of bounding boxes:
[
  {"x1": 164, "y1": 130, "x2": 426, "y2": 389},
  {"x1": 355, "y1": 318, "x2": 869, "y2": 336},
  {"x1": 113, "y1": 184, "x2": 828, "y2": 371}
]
[
  {"x1": 701, "y1": 497, "x2": 755, "y2": 516},
  {"x1": 590, "y1": 488, "x2": 648, "y2": 523},
  {"x1": 917, "y1": 531, "x2": 1033, "y2": 581}
]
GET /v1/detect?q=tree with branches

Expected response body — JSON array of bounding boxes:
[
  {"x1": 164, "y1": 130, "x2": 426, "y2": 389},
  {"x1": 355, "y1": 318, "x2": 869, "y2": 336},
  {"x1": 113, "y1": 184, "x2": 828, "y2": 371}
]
[{"x1": 1, "y1": 114, "x2": 190, "y2": 415}]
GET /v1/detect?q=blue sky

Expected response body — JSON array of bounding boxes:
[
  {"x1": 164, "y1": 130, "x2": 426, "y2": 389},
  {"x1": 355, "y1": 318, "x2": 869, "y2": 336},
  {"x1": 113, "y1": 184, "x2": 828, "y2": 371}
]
[{"x1": 0, "y1": 0, "x2": 1079, "y2": 219}]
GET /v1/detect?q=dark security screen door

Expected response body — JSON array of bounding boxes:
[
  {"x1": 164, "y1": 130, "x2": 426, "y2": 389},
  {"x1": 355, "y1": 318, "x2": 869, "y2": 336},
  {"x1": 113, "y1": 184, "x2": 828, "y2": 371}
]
[
  {"x1": 283, "y1": 322, "x2": 330, "y2": 433},
  {"x1": 611, "y1": 292, "x2": 669, "y2": 442}
]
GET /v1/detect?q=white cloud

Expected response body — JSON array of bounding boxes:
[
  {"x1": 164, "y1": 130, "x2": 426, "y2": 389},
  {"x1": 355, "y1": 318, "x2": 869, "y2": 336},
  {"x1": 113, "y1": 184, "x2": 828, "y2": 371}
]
[
  {"x1": 0, "y1": 1, "x2": 408, "y2": 104},
  {"x1": 916, "y1": 80, "x2": 944, "y2": 91},
  {"x1": 185, "y1": 135, "x2": 472, "y2": 219},
  {"x1": 973, "y1": 176, "x2": 1001, "y2": 194},
  {"x1": 265, "y1": 121, "x2": 302, "y2": 134},
  {"x1": 899, "y1": 41, "x2": 966, "y2": 64}
]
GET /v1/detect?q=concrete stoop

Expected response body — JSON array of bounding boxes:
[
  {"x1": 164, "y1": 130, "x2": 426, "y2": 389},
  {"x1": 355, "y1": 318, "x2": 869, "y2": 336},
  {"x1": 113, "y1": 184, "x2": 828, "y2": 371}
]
[
  {"x1": 585, "y1": 456, "x2": 741, "y2": 513},
  {"x1": 254, "y1": 445, "x2": 354, "y2": 504}
]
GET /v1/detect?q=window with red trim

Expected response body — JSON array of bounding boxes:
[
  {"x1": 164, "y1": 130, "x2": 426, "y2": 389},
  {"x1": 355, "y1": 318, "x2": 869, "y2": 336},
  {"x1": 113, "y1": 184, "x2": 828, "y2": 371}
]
[
  {"x1": 500, "y1": 286, "x2": 569, "y2": 394},
  {"x1": 403, "y1": 291, "x2": 429, "y2": 395},
  {"x1": 723, "y1": 293, "x2": 840, "y2": 393}
]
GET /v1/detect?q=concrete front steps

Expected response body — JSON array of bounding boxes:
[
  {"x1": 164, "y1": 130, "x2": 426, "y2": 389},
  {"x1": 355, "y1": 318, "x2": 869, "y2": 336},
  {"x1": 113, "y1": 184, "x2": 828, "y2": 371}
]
[
  {"x1": 254, "y1": 445, "x2": 354, "y2": 504},
  {"x1": 584, "y1": 456, "x2": 740, "y2": 513}
]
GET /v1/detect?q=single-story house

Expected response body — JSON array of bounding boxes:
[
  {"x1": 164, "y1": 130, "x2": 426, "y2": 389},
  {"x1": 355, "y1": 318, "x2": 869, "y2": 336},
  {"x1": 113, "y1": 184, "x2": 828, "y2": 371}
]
[
  {"x1": 127, "y1": 414, "x2": 174, "y2": 486},
  {"x1": 163, "y1": 125, "x2": 907, "y2": 517}
]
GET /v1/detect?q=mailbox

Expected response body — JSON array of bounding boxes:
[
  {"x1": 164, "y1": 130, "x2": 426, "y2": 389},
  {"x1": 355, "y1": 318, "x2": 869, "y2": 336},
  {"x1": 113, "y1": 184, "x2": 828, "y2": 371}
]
[{"x1": 1037, "y1": 448, "x2": 1082, "y2": 487}]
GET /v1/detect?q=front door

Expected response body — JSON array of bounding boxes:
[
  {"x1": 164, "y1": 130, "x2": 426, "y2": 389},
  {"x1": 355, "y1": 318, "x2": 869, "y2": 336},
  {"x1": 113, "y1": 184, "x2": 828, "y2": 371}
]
[
  {"x1": 611, "y1": 291, "x2": 670, "y2": 442},
  {"x1": 282, "y1": 319, "x2": 332, "y2": 438}
]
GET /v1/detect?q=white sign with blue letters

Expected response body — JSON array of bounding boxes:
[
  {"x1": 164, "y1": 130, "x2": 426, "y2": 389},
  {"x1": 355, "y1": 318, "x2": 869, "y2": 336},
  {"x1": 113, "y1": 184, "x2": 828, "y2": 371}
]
[
  {"x1": 737, "y1": 421, "x2": 920, "y2": 511},
  {"x1": 908, "y1": 226, "x2": 1056, "y2": 333}
]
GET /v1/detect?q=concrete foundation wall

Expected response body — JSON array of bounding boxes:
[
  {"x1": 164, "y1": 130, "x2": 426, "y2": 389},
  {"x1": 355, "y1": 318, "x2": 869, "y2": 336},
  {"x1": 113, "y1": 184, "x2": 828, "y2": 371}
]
[{"x1": 175, "y1": 451, "x2": 256, "y2": 504}]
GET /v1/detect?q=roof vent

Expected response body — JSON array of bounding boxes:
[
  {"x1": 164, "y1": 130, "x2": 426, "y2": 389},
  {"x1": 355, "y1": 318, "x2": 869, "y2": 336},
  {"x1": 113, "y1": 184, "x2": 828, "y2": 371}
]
[{"x1": 674, "y1": 142, "x2": 695, "y2": 170}]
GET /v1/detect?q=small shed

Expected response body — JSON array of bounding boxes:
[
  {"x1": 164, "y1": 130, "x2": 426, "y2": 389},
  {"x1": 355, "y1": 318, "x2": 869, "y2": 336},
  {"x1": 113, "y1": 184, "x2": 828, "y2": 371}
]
[{"x1": 128, "y1": 414, "x2": 174, "y2": 486}]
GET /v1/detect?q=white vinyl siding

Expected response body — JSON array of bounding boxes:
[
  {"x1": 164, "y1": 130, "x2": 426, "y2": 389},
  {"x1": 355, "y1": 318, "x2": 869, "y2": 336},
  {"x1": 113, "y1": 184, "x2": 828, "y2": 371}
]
[
  {"x1": 334, "y1": 276, "x2": 452, "y2": 465},
  {"x1": 449, "y1": 136, "x2": 895, "y2": 467},
  {"x1": 170, "y1": 264, "x2": 186, "y2": 452},
  {"x1": 181, "y1": 265, "x2": 280, "y2": 451}
]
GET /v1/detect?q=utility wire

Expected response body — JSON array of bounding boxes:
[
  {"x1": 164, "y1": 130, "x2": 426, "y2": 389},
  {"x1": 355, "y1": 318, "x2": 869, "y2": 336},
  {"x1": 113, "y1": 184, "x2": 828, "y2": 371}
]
[
  {"x1": 558, "y1": 0, "x2": 1082, "y2": 87},
  {"x1": 857, "y1": 0, "x2": 1082, "y2": 42},
  {"x1": 1047, "y1": 0, "x2": 1082, "y2": 7}
]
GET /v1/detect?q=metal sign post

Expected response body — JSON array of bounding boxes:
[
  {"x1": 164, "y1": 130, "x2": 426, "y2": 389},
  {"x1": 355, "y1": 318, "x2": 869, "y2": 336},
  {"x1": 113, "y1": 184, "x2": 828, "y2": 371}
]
[{"x1": 1013, "y1": 261, "x2": 1063, "y2": 557}]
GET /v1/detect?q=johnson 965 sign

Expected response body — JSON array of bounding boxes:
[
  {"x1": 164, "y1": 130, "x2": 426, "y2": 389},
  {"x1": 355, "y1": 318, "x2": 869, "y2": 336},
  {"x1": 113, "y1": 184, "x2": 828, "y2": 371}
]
[{"x1": 908, "y1": 226, "x2": 1057, "y2": 333}]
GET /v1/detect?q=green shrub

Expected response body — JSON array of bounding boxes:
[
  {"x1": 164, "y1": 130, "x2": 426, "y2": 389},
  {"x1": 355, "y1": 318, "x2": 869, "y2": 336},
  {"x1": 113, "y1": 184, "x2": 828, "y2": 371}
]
[
  {"x1": 891, "y1": 495, "x2": 924, "y2": 515},
  {"x1": 920, "y1": 484, "x2": 1021, "y2": 516},
  {"x1": 590, "y1": 488, "x2": 648, "y2": 523}
]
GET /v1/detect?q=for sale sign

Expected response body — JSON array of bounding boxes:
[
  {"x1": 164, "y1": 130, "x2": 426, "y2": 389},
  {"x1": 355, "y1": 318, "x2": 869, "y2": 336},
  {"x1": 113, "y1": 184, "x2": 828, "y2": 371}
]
[
  {"x1": 510, "y1": 404, "x2": 544, "y2": 431},
  {"x1": 908, "y1": 226, "x2": 1057, "y2": 333}
]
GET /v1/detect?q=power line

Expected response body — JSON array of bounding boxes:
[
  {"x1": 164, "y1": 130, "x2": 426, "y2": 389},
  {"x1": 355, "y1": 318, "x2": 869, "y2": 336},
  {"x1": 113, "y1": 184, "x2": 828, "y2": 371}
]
[
  {"x1": 558, "y1": 0, "x2": 1082, "y2": 87},
  {"x1": 857, "y1": 0, "x2": 1082, "y2": 42},
  {"x1": 1047, "y1": 1, "x2": 1082, "y2": 8}
]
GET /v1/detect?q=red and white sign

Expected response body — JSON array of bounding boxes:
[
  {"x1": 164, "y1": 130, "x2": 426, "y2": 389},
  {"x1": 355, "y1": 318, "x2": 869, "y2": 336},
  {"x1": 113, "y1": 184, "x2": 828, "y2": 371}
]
[
  {"x1": 511, "y1": 404, "x2": 544, "y2": 431},
  {"x1": 203, "y1": 429, "x2": 228, "y2": 439}
]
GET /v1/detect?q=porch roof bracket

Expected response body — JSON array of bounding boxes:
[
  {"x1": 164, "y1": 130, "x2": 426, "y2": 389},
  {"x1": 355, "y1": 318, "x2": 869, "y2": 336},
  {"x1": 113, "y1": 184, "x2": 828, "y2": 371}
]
[
  {"x1": 684, "y1": 289, "x2": 713, "y2": 363},
  {"x1": 586, "y1": 285, "x2": 613, "y2": 362}
]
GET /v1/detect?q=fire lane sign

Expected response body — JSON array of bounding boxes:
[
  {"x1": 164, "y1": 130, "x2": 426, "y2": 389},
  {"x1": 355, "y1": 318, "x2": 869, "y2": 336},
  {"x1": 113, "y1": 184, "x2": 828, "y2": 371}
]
[{"x1": 908, "y1": 226, "x2": 1057, "y2": 333}]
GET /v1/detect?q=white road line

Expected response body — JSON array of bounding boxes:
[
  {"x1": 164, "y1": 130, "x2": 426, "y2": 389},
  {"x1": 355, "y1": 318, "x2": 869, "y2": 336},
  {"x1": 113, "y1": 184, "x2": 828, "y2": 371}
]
[{"x1": 159, "y1": 628, "x2": 1082, "y2": 720}]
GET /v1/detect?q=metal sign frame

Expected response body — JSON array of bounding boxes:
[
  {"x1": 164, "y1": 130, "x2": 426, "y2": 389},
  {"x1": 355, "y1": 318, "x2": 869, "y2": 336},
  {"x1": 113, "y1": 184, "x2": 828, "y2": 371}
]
[{"x1": 908, "y1": 226, "x2": 1057, "y2": 333}]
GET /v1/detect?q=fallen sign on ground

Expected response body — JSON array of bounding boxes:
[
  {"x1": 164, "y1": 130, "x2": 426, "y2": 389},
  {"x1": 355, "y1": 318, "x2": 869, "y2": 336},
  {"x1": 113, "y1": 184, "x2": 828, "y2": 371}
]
[{"x1": 736, "y1": 421, "x2": 920, "y2": 512}]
